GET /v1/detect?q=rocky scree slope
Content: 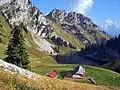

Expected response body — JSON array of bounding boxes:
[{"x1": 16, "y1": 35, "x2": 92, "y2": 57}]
[{"x1": 0, "y1": 0, "x2": 109, "y2": 54}]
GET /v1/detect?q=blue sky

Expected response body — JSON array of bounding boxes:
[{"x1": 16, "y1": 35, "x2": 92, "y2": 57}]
[{"x1": 32, "y1": 0, "x2": 120, "y2": 35}]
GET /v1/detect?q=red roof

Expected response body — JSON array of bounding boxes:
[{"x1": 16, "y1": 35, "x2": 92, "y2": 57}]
[{"x1": 48, "y1": 72, "x2": 57, "y2": 78}]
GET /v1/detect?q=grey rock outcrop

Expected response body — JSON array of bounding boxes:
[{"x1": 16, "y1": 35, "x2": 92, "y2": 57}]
[{"x1": 0, "y1": 59, "x2": 36, "y2": 80}]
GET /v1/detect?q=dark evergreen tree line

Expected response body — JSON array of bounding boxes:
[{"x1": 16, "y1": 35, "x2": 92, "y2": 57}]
[{"x1": 80, "y1": 34, "x2": 120, "y2": 58}]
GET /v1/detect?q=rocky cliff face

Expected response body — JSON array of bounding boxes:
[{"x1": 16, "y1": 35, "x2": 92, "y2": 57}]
[
  {"x1": 0, "y1": 0, "x2": 109, "y2": 54},
  {"x1": 47, "y1": 9, "x2": 109, "y2": 45},
  {"x1": 0, "y1": 0, "x2": 56, "y2": 54}
]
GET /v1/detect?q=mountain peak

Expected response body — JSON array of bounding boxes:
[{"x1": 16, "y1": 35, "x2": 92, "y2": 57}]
[
  {"x1": 0, "y1": 0, "x2": 109, "y2": 53},
  {"x1": 0, "y1": 0, "x2": 44, "y2": 25},
  {"x1": 47, "y1": 9, "x2": 98, "y2": 30},
  {"x1": 0, "y1": 0, "x2": 30, "y2": 6},
  {"x1": 47, "y1": 8, "x2": 66, "y2": 21}
]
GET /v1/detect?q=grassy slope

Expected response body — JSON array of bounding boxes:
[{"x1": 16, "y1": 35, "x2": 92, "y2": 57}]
[
  {"x1": 83, "y1": 30, "x2": 109, "y2": 44},
  {"x1": 96, "y1": 30, "x2": 110, "y2": 40},
  {"x1": 52, "y1": 22, "x2": 84, "y2": 50},
  {"x1": 0, "y1": 16, "x2": 11, "y2": 44},
  {"x1": 0, "y1": 44, "x2": 6, "y2": 59},
  {"x1": 0, "y1": 69, "x2": 38, "y2": 90},
  {"x1": 102, "y1": 60, "x2": 120, "y2": 72},
  {"x1": 0, "y1": 69, "x2": 113, "y2": 90},
  {"x1": 30, "y1": 63, "x2": 120, "y2": 89},
  {"x1": 0, "y1": 15, "x2": 12, "y2": 59},
  {"x1": 85, "y1": 65, "x2": 120, "y2": 88},
  {"x1": 51, "y1": 22, "x2": 109, "y2": 53}
]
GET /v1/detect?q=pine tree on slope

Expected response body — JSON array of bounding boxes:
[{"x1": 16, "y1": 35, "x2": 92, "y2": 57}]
[{"x1": 4, "y1": 26, "x2": 29, "y2": 68}]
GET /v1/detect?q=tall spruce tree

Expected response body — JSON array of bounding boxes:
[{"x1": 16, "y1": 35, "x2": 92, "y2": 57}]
[{"x1": 4, "y1": 26, "x2": 29, "y2": 68}]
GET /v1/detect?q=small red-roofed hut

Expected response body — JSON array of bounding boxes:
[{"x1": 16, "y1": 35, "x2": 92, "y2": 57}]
[{"x1": 48, "y1": 72, "x2": 58, "y2": 78}]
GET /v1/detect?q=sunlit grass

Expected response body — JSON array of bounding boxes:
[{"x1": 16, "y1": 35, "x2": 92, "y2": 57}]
[
  {"x1": 0, "y1": 69, "x2": 111, "y2": 90},
  {"x1": 30, "y1": 63, "x2": 120, "y2": 88}
]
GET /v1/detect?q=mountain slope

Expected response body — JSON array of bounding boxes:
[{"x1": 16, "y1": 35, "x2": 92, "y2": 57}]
[
  {"x1": 0, "y1": 13, "x2": 56, "y2": 64},
  {"x1": 47, "y1": 9, "x2": 109, "y2": 44},
  {"x1": 0, "y1": 0, "x2": 109, "y2": 54}
]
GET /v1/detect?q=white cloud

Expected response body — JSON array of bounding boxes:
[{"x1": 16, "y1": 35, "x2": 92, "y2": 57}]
[
  {"x1": 101, "y1": 18, "x2": 120, "y2": 36},
  {"x1": 73, "y1": 0, "x2": 94, "y2": 14},
  {"x1": 102, "y1": 18, "x2": 120, "y2": 30},
  {"x1": 105, "y1": 18, "x2": 114, "y2": 25}
]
